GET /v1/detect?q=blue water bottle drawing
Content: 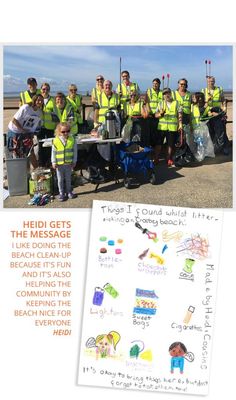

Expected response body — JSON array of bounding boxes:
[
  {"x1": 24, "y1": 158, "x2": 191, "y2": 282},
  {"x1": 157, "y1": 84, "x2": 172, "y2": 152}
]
[{"x1": 93, "y1": 287, "x2": 104, "y2": 306}]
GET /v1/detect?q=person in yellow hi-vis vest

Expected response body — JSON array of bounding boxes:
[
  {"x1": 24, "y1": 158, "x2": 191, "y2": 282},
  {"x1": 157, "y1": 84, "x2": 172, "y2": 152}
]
[
  {"x1": 51, "y1": 122, "x2": 77, "y2": 202},
  {"x1": 91, "y1": 75, "x2": 105, "y2": 108},
  {"x1": 145, "y1": 78, "x2": 163, "y2": 147},
  {"x1": 197, "y1": 88, "x2": 229, "y2": 155},
  {"x1": 201, "y1": 76, "x2": 226, "y2": 111},
  {"x1": 37, "y1": 82, "x2": 56, "y2": 166},
  {"x1": 154, "y1": 88, "x2": 183, "y2": 166},
  {"x1": 19, "y1": 77, "x2": 41, "y2": 107},
  {"x1": 190, "y1": 92, "x2": 210, "y2": 130},
  {"x1": 145, "y1": 78, "x2": 163, "y2": 115},
  {"x1": 172, "y1": 78, "x2": 191, "y2": 125},
  {"x1": 94, "y1": 80, "x2": 120, "y2": 125},
  {"x1": 116, "y1": 70, "x2": 140, "y2": 110},
  {"x1": 52, "y1": 92, "x2": 79, "y2": 136},
  {"x1": 124, "y1": 91, "x2": 149, "y2": 146},
  {"x1": 66, "y1": 84, "x2": 83, "y2": 128}
]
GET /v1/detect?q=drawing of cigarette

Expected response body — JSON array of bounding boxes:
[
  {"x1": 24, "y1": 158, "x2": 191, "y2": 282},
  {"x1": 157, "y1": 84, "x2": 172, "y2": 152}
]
[
  {"x1": 138, "y1": 248, "x2": 149, "y2": 260},
  {"x1": 183, "y1": 306, "x2": 195, "y2": 324}
]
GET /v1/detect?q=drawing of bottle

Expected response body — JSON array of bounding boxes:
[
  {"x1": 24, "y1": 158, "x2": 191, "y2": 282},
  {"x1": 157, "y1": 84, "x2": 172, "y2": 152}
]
[
  {"x1": 92, "y1": 287, "x2": 104, "y2": 306},
  {"x1": 183, "y1": 306, "x2": 195, "y2": 324},
  {"x1": 103, "y1": 283, "x2": 119, "y2": 298}
]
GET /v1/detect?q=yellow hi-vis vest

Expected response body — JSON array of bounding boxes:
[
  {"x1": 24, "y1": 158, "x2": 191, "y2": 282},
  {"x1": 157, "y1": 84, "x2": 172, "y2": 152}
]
[
  {"x1": 97, "y1": 92, "x2": 119, "y2": 123},
  {"x1": 117, "y1": 82, "x2": 139, "y2": 107},
  {"x1": 19, "y1": 89, "x2": 41, "y2": 106},
  {"x1": 172, "y1": 90, "x2": 191, "y2": 114},
  {"x1": 126, "y1": 100, "x2": 144, "y2": 117},
  {"x1": 53, "y1": 136, "x2": 75, "y2": 165},
  {"x1": 42, "y1": 97, "x2": 56, "y2": 130},
  {"x1": 53, "y1": 103, "x2": 78, "y2": 135},
  {"x1": 91, "y1": 87, "x2": 103, "y2": 103},
  {"x1": 146, "y1": 88, "x2": 163, "y2": 114},
  {"x1": 158, "y1": 100, "x2": 179, "y2": 132},
  {"x1": 66, "y1": 95, "x2": 83, "y2": 123},
  {"x1": 202, "y1": 87, "x2": 223, "y2": 108},
  {"x1": 191, "y1": 104, "x2": 210, "y2": 128}
]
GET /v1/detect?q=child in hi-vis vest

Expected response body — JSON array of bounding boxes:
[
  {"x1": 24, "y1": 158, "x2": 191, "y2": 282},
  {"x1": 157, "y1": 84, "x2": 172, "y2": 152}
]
[{"x1": 51, "y1": 122, "x2": 77, "y2": 201}]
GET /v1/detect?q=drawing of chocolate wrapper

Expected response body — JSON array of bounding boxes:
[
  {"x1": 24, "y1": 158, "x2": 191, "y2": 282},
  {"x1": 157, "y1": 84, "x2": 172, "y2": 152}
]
[
  {"x1": 183, "y1": 258, "x2": 195, "y2": 273},
  {"x1": 93, "y1": 287, "x2": 104, "y2": 306},
  {"x1": 183, "y1": 306, "x2": 195, "y2": 324},
  {"x1": 103, "y1": 283, "x2": 119, "y2": 298}
]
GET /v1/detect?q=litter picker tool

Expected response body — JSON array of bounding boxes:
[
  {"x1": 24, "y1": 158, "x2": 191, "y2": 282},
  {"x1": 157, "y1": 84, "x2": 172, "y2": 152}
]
[
  {"x1": 205, "y1": 59, "x2": 212, "y2": 78},
  {"x1": 167, "y1": 73, "x2": 170, "y2": 88},
  {"x1": 162, "y1": 75, "x2": 165, "y2": 90},
  {"x1": 205, "y1": 59, "x2": 208, "y2": 78},
  {"x1": 208, "y1": 60, "x2": 211, "y2": 77}
]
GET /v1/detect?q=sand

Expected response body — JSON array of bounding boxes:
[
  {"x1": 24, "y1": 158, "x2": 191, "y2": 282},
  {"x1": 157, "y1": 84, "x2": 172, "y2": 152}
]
[{"x1": 3, "y1": 95, "x2": 233, "y2": 209}]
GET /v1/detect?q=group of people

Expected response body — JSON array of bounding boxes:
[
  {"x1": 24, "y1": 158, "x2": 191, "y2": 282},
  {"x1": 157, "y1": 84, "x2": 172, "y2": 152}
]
[{"x1": 6, "y1": 72, "x2": 229, "y2": 200}]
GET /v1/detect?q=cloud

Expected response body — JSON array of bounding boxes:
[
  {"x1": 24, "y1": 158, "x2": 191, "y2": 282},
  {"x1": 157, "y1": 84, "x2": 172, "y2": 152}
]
[{"x1": 3, "y1": 45, "x2": 233, "y2": 93}]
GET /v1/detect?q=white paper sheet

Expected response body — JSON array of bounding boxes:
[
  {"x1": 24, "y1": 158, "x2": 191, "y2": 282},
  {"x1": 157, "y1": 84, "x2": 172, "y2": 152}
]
[{"x1": 78, "y1": 200, "x2": 223, "y2": 395}]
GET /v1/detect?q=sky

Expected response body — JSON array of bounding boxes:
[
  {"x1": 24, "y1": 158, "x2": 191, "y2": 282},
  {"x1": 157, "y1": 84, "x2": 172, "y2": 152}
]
[{"x1": 3, "y1": 45, "x2": 233, "y2": 94}]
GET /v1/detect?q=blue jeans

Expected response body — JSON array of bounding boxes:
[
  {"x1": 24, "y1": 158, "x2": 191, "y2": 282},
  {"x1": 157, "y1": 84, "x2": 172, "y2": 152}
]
[{"x1": 56, "y1": 164, "x2": 73, "y2": 194}]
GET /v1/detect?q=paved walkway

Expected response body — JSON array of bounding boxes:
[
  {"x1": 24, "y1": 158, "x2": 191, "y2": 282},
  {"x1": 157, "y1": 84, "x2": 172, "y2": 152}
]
[{"x1": 3, "y1": 150, "x2": 233, "y2": 209}]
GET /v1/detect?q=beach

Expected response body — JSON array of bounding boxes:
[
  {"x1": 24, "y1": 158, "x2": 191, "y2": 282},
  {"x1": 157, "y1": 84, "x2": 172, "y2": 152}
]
[{"x1": 3, "y1": 95, "x2": 233, "y2": 209}]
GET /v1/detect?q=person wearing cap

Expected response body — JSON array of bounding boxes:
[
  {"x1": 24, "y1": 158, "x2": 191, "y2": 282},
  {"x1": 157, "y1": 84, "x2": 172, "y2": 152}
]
[
  {"x1": 52, "y1": 92, "x2": 79, "y2": 136},
  {"x1": 66, "y1": 84, "x2": 83, "y2": 128},
  {"x1": 91, "y1": 75, "x2": 104, "y2": 108},
  {"x1": 19, "y1": 77, "x2": 41, "y2": 106},
  {"x1": 154, "y1": 88, "x2": 183, "y2": 166},
  {"x1": 172, "y1": 78, "x2": 191, "y2": 125},
  {"x1": 116, "y1": 70, "x2": 140, "y2": 109}
]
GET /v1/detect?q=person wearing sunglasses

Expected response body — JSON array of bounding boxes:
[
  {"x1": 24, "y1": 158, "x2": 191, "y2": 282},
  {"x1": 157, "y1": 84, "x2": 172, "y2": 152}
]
[
  {"x1": 116, "y1": 70, "x2": 140, "y2": 109},
  {"x1": 51, "y1": 122, "x2": 77, "y2": 201},
  {"x1": 66, "y1": 84, "x2": 83, "y2": 129},
  {"x1": 172, "y1": 78, "x2": 191, "y2": 125},
  {"x1": 19, "y1": 77, "x2": 41, "y2": 107},
  {"x1": 91, "y1": 75, "x2": 105, "y2": 108}
]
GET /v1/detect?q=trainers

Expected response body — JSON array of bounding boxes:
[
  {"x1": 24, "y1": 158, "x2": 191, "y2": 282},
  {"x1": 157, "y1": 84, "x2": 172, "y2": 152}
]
[
  {"x1": 167, "y1": 159, "x2": 174, "y2": 167},
  {"x1": 58, "y1": 193, "x2": 66, "y2": 202},
  {"x1": 68, "y1": 192, "x2": 77, "y2": 199}
]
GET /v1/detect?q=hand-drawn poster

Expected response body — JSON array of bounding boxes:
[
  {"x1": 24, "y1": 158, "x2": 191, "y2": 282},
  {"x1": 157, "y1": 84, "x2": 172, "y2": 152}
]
[{"x1": 78, "y1": 200, "x2": 223, "y2": 395}]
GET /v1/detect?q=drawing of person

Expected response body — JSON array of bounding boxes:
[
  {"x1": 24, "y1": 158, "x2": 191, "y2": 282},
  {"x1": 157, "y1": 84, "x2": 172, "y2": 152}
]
[
  {"x1": 95, "y1": 331, "x2": 121, "y2": 359},
  {"x1": 169, "y1": 342, "x2": 194, "y2": 374}
]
